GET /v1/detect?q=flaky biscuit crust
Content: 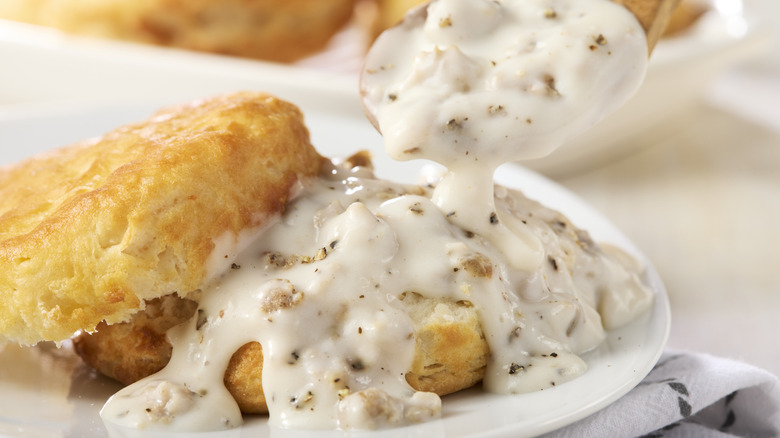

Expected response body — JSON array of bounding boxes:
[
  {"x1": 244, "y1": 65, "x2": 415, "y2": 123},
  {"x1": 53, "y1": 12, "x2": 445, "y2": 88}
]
[{"x1": 0, "y1": 92, "x2": 323, "y2": 345}]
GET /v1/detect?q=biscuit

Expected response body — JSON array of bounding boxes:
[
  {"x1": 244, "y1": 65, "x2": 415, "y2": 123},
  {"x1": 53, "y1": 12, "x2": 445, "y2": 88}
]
[
  {"x1": 73, "y1": 293, "x2": 489, "y2": 413},
  {"x1": 0, "y1": 0, "x2": 358, "y2": 62},
  {"x1": 0, "y1": 92, "x2": 324, "y2": 345}
]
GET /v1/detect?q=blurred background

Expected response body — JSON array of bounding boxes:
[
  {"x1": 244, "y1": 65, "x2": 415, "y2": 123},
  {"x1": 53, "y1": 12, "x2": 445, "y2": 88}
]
[
  {"x1": 0, "y1": 0, "x2": 777, "y2": 379},
  {"x1": 556, "y1": 0, "x2": 780, "y2": 378}
]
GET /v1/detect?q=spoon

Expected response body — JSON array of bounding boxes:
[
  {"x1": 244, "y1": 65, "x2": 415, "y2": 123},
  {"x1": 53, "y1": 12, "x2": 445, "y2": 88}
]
[{"x1": 359, "y1": 0, "x2": 680, "y2": 132}]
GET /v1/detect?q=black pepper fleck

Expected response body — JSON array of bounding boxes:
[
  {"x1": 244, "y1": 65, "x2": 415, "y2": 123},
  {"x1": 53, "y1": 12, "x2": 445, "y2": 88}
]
[
  {"x1": 488, "y1": 104, "x2": 505, "y2": 115},
  {"x1": 548, "y1": 256, "x2": 559, "y2": 271},
  {"x1": 551, "y1": 219, "x2": 567, "y2": 233},
  {"x1": 196, "y1": 309, "x2": 207, "y2": 331},
  {"x1": 543, "y1": 74, "x2": 559, "y2": 96},
  {"x1": 446, "y1": 117, "x2": 467, "y2": 130}
]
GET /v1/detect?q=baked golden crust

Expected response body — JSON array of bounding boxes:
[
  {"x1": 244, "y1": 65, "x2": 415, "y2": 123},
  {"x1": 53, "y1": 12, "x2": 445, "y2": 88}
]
[
  {"x1": 0, "y1": 92, "x2": 324, "y2": 345},
  {"x1": 400, "y1": 292, "x2": 488, "y2": 396},
  {"x1": 71, "y1": 295, "x2": 199, "y2": 385},
  {"x1": 0, "y1": 0, "x2": 358, "y2": 63},
  {"x1": 73, "y1": 293, "x2": 489, "y2": 413}
]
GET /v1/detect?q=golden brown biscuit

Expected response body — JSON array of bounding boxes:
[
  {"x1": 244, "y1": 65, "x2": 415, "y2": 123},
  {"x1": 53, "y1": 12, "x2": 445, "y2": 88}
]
[
  {"x1": 73, "y1": 293, "x2": 489, "y2": 414},
  {"x1": 0, "y1": 92, "x2": 324, "y2": 345},
  {"x1": 400, "y1": 292, "x2": 488, "y2": 396},
  {"x1": 0, "y1": 0, "x2": 358, "y2": 63},
  {"x1": 71, "y1": 295, "x2": 199, "y2": 386}
]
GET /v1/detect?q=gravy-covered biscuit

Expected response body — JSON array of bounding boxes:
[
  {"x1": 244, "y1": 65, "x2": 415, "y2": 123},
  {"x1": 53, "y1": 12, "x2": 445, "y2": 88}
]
[
  {"x1": 73, "y1": 293, "x2": 489, "y2": 413},
  {"x1": 0, "y1": 92, "x2": 323, "y2": 345}
]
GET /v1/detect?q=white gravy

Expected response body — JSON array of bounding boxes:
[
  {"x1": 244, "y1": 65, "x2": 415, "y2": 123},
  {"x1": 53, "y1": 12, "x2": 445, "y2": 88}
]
[{"x1": 101, "y1": 0, "x2": 652, "y2": 432}]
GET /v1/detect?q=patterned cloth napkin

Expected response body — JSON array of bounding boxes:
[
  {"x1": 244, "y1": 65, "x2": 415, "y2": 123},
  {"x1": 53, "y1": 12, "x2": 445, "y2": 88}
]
[{"x1": 545, "y1": 350, "x2": 780, "y2": 437}]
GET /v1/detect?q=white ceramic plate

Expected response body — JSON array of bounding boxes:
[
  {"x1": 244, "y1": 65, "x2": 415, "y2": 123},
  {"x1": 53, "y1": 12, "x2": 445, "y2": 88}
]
[
  {"x1": 0, "y1": 102, "x2": 669, "y2": 438},
  {"x1": 0, "y1": 0, "x2": 768, "y2": 177}
]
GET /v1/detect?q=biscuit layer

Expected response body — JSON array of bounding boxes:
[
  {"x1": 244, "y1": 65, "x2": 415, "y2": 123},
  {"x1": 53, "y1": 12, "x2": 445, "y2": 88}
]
[
  {"x1": 0, "y1": 92, "x2": 323, "y2": 345},
  {"x1": 73, "y1": 294, "x2": 489, "y2": 413}
]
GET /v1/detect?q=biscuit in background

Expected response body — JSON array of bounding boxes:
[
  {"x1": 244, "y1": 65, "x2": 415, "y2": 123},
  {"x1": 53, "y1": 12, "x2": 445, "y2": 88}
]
[{"x1": 0, "y1": 0, "x2": 359, "y2": 63}]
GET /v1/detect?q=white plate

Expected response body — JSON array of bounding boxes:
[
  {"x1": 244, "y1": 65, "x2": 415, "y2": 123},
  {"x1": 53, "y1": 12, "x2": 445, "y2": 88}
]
[
  {"x1": 0, "y1": 102, "x2": 669, "y2": 438},
  {"x1": 0, "y1": 0, "x2": 768, "y2": 177}
]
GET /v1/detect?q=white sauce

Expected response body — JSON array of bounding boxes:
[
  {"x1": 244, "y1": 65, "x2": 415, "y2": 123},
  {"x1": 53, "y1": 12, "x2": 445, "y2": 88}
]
[
  {"x1": 101, "y1": 160, "x2": 652, "y2": 431},
  {"x1": 101, "y1": 0, "x2": 653, "y2": 432},
  {"x1": 361, "y1": 0, "x2": 648, "y2": 165}
]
